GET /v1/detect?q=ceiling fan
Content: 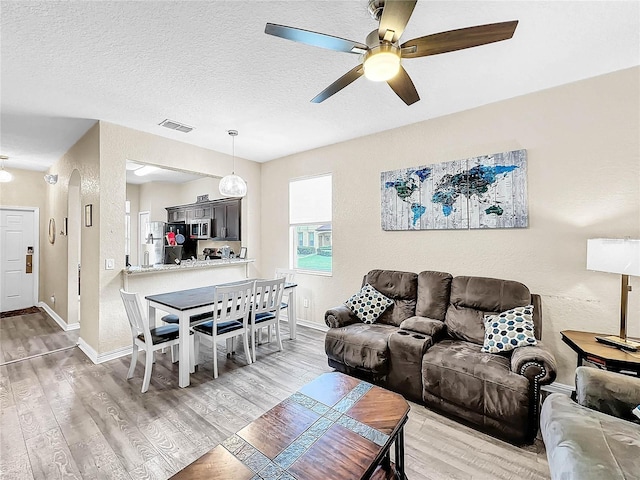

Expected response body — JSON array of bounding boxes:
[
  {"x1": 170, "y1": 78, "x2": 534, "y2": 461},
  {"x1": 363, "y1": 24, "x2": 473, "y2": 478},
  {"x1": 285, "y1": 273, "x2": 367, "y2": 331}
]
[{"x1": 265, "y1": 0, "x2": 518, "y2": 106}]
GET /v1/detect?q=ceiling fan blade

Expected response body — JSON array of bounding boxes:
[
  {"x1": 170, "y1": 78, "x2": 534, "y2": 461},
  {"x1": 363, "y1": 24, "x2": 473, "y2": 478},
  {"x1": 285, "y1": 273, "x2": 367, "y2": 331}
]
[
  {"x1": 401, "y1": 21, "x2": 519, "y2": 59},
  {"x1": 311, "y1": 65, "x2": 364, "y2": 103},
  {"x1": 265, "y1": 23, "x2": 368, "y2": 54},
  {"x1": 378, "y1": 0, "x2": 417, "y2": 43},
  {"x1": 387, "y1": 66, "x2": 420, "y2": 105}
]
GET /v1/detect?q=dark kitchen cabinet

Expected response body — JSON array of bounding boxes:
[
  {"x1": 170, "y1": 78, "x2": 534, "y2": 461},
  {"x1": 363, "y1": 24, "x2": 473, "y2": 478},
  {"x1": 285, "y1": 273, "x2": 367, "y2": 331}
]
[
  {"x1": 166, "y1": 207, "x2": 187, "y2": 223},
  {"x1": 213, "y1": 199, "x2": 241, "y2": 241},
  {"x1": 192, "y1": 205, "x2": 212, "y2": 219},
  {"x1": 167, "y1": 198, "x2": 240, "y2": 241}
]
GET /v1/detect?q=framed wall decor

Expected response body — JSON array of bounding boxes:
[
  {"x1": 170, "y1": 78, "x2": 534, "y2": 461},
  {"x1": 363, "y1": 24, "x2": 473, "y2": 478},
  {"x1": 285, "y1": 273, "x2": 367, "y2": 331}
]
[
  {"x1": 381, "y1": 149, "x2": 528, "y2": 230},
  {"x1": 85, "y1": 204, "x2": 93, "y2": 227}
]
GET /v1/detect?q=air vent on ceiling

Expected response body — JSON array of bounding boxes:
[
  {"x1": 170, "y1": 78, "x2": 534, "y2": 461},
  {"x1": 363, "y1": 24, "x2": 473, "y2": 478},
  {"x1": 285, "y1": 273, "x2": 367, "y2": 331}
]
[{"x1": 159, "y1": 119, "x2": 193, "y2": 133}]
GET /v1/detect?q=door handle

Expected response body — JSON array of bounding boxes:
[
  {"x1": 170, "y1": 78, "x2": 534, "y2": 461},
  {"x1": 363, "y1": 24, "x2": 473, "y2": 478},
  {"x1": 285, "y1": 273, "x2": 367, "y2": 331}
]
[{"x1": 26, "y1": 254, "x2": 33, "y2": 273}]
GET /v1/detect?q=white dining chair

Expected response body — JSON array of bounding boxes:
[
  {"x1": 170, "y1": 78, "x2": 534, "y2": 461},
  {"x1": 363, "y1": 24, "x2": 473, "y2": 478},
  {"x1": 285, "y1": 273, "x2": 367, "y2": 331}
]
[
  {"x1": 191, "y1": 280, "x2": 254, "y2": 378},
  {"x1": 250, "y1": 278, "x2": 285, "y2": 362},
  {"x1": 274, "y1": 268, "x2": 296, "y2": 338},
  {"x1": 120, "y1": 289, "x2": 195, "y2": 393}
]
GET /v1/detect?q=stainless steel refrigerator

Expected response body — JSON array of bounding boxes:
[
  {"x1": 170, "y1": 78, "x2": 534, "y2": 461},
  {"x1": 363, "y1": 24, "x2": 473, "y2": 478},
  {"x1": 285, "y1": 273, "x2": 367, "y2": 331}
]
[{"x1": 141, "y1": 221, "x2": 166, "y2": 266}]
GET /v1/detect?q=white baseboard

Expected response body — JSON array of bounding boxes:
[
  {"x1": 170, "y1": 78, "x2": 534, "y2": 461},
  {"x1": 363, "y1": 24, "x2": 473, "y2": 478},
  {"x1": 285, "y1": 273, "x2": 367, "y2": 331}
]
[
  {"x1": 542, "y1": 381, "x2": 574, "y2": 396},
  {"x1": 296, "y1": 319, "x2": 329, "y2": 332},
  {"x1": 39, "y1": 302, "x2": 80, "y2": 331},
  {"x1": 78, "y1": 337, "x2": 132, "y2": 365}
]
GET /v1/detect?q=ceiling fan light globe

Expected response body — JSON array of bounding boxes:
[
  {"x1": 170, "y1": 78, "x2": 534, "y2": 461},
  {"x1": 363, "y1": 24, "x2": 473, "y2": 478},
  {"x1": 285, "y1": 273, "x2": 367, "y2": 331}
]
[
  {"x1": 363, "y1": 46, "x2": 401, "y2": 82},
  {"x1": 0, "y1": 169, "x2": 12, "y2": 183},
  {"x1": 219, "y1": 174, "x2": 247, "y2": 198}
]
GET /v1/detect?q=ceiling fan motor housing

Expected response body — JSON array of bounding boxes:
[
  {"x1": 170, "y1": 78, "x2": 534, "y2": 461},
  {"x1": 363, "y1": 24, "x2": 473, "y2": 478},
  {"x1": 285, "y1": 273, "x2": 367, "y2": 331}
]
[{"x1": 367, "y1": 0, "x2": 385, "y2": 21}]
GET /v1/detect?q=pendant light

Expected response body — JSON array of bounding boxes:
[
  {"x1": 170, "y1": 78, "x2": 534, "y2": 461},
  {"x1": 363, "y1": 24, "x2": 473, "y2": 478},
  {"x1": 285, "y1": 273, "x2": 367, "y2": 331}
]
[
  {"x1": 219, "y1": 129, "x2": 247, "y2": 198},
  {"x1": 0, "y1": 155, "x2": 12, "y2": 183}
]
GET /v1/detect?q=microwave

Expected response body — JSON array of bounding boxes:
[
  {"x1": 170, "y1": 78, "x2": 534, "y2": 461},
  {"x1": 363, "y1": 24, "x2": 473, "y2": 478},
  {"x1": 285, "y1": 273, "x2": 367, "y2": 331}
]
[{"x1": 190, "y1": 220, "x2": 211, "y2": 239}]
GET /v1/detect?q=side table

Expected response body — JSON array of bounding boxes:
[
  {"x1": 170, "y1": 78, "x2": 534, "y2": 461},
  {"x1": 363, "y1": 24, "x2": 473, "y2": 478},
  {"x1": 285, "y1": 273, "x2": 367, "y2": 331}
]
[{"x1": 561, "y1": 330, "x2": 640, "y2": 376}]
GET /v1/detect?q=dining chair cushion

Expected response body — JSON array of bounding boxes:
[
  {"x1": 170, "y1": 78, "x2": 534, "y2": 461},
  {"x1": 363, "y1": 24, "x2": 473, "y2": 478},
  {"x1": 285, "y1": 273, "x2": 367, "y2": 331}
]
[
  {"x1": 254, "y1": 312, "x2": 277, "y2": 323},
  {"x1": 193, "y1": 320, "x2": 244, "y2": 336},
  {"x1": 162, "y1": 312, "x2": 214, "y2": 324},
  {"x1": 137, "y1": 324, "x2": 181, "y2": 345}
]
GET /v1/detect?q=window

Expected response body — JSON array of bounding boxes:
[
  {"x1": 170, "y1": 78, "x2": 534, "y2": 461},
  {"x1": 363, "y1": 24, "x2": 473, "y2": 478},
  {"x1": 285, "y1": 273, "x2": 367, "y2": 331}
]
[{"x1": 289, "y1": 174, "x2": 332, "y2": 274}]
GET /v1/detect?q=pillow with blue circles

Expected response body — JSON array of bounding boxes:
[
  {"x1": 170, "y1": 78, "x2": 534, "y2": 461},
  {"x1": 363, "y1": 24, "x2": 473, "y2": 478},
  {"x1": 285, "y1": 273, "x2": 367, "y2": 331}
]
[
  {"x1": 481, "y1": 305, "x2": 537, "y2": 354},
  {"x1": 345, "y1": 283, "x2": 393, "y2": 324}
]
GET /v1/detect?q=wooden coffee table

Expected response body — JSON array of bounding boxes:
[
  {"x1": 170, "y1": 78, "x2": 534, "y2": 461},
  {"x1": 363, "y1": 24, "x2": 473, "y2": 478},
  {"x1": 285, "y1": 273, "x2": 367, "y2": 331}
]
[{"x1": 171, "y1": 372, "x2": 410, "y2": 479}]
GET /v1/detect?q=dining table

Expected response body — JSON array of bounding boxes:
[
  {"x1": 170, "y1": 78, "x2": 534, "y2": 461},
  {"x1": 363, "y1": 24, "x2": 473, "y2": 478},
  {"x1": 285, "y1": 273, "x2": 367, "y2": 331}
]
[{"x1": 145, "y1": 279, "x2": 298, "y2": 388}]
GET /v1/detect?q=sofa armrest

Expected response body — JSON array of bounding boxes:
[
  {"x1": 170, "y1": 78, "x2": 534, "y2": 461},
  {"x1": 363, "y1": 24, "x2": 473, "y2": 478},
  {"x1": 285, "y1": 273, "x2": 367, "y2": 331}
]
[
  {"x1": 399, "y1": 316, "x2": 445, "y2": 338},
  {"x1": 575, "y1": 366, "x2": 640, "y2": 421},
  {"x1": 510, "y1": 341, "x2": 557, "y2": 384},
  {"x1": 325, "y1": 305, "x2": 359, "y2": 329}
]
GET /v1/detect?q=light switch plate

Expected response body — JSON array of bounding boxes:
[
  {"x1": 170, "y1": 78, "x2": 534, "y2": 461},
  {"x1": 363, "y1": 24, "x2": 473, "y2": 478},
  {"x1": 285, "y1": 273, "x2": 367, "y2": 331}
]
[{"x1": 105, "y1": 258, "x2": 115, "y2": 270}]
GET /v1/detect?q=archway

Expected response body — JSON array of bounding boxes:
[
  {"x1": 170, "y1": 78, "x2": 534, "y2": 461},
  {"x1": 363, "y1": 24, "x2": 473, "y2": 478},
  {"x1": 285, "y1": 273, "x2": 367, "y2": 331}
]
[{"x1": 67, "y1": 170, "x2": 82, "y2": 327}]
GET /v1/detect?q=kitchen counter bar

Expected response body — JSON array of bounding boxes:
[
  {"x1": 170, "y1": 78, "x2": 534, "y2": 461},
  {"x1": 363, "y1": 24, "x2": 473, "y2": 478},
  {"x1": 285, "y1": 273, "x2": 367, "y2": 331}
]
[
  {"x1": 122, "y1": 259, "x2": 255, "y2": 324},
  {"x1": 124, "y1": 258, "x2": 254, "y2": 276}
]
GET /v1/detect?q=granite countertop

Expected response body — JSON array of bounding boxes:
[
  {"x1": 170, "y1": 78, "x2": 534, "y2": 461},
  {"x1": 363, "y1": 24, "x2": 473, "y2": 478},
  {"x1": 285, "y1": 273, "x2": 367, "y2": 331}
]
[{"x1": 124, "y1": 258, "x2": 254, "y2": 275}]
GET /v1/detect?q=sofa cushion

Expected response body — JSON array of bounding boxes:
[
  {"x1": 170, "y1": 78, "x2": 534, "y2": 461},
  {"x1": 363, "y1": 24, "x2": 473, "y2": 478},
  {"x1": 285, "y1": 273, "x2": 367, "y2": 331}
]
[
  {"x1": 324, "y1": 323, "x2": 397, "y2": 374},
  {"x1": 345, "y1": 283, "x2": 393, "y2": 324},
  {"x1": 541, "y1": 393, "x2": 640, "y2": 480},
  {"x1": 422, "y1": 339, "x2": 529, "y2": 428},
  {"x1": 481, "y1": 305, "x2": 537, "y2": 354},
  {"x1": 445, "y1": 276, "x2": 532, "y2": 344},
  {"x1": 399, "y1": 316, "x2": 446, "y2": 338},
  {"x1": 365, "y1": 270, "x2": 418, "y2": 327},
  {"x1": 416, "y1": 271, "x2": 452, "y2": 321}
]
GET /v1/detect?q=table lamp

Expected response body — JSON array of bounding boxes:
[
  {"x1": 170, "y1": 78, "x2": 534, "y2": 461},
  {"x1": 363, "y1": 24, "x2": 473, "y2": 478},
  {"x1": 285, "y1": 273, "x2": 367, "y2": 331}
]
[{"x1": 587, "y1": 238, "x2": 640, "y2": 351}]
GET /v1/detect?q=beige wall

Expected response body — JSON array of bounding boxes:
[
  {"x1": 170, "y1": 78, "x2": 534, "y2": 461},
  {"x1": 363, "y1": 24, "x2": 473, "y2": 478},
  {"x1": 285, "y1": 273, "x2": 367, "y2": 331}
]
[
  {"x1": 0, "y1": 168, "x2": 48, "y2": 301},
  {"x1": 132, "y1": 175, "x2": 223, "y2": 222},
  {"x1": 260, "y1": 67, "x2": 640, "y2": 385},
  {"x1": 39, "y1": 123, "x2": 101, "y2": 348},
  {"x1": 125, "y1": 183, "x2": 140, "y2": 264},
  {"x1": 96, "y1": 122, "x2": 262, "y2": 354}
]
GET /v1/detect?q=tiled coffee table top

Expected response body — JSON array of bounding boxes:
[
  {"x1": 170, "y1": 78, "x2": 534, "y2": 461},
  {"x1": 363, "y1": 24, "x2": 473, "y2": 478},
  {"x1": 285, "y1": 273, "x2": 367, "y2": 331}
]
[{"x1": 171, "y1": 372, "x2": 410, "y2": 480}]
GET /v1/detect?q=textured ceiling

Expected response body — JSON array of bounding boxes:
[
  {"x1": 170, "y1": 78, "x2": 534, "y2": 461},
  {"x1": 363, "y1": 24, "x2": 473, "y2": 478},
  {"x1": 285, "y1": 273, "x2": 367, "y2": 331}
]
[{"x1": 1, "y1": 1, "x2": 638, "y2": 171}]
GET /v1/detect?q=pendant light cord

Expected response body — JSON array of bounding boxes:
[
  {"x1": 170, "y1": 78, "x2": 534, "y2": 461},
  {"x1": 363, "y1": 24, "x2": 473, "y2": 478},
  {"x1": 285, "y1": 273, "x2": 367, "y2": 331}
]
[{"x1": 228, "y1": 129, "x2": 238, "y2": 175}]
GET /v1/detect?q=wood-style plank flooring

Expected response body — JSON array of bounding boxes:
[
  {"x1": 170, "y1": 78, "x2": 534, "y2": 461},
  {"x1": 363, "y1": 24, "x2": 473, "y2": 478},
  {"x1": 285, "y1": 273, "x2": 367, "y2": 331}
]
[
  {"x1": 0, "y1": 311, "x2": 550, "y2": 480},
  {"x1": 0, "y1": 310, "x2": 79, "y2": 365}
]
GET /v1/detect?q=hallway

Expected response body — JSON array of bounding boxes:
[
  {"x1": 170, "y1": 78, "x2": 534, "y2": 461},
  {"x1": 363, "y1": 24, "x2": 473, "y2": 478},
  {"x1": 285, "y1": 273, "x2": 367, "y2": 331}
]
[{"x1": 0, "y1": 309, "x2": 78, "y2": 365}]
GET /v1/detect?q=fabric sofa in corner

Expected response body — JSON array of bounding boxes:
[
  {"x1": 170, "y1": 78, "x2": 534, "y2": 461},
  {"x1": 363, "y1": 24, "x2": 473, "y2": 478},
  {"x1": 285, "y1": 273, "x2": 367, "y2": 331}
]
[
  {"x1": 324, "y1": 269, "x2": 557, "y2": 444},
  {"x1": 541, "y1": 367, "x2": 640, "y2": 480}
]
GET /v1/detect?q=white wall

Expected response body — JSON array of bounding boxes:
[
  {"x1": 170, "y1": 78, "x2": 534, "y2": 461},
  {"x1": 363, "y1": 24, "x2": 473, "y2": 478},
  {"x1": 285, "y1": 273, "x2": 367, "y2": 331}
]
[{"x1": 260, "y1": 67, "x2": 640, "y2": 385}]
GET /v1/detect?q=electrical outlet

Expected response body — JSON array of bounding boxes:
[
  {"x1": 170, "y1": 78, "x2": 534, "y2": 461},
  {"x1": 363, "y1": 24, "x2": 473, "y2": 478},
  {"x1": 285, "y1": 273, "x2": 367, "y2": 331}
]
[
  {"x1": 105, "y1": 258, "x2": 115, "y2": 270},
  {"x1": 303, "y1": 298, "x2": 310, "y2": 308}
]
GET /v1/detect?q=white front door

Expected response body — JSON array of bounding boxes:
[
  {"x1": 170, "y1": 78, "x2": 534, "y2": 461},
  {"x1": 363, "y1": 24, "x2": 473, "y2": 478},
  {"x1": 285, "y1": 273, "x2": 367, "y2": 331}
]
[{"x1": 0, "y1": 208, "x2": 38, "y2": 312}]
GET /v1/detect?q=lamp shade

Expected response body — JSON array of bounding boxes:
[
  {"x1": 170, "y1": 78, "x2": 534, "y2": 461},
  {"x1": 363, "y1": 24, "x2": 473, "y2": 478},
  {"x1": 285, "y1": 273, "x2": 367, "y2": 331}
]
[
  {"x1": 587, "y1": 238, "x2": 640, "y2": 276},
  {"x1": 219, "y1": 174, "x2": 247, "y2": 198}
]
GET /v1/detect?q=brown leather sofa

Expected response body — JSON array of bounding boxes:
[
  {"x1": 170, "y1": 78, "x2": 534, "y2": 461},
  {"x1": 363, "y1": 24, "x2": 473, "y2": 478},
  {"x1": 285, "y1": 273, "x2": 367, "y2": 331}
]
[{"x1": 325, "y1": 269, "x2": 557, "y2": 443}]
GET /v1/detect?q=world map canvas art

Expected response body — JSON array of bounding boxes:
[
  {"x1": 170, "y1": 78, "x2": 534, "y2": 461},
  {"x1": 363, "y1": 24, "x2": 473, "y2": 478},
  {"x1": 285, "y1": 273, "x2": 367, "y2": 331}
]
[{"x1": 381, "y1": 149, "x2": 528, "y2": 230}]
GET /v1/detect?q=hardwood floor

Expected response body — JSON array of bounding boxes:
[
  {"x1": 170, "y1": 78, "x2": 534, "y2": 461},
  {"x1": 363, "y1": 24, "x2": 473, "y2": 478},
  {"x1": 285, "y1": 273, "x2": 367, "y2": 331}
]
[
  {"x1": 0, "y1": 314, "x2": 550, "y2": 480},
  {"x1": 0, "y1": 310, "x2": 79, "y2": 365}
]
